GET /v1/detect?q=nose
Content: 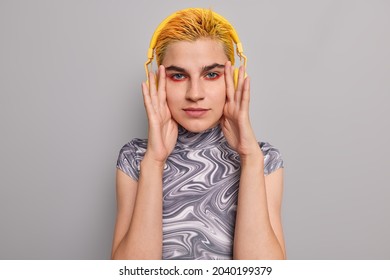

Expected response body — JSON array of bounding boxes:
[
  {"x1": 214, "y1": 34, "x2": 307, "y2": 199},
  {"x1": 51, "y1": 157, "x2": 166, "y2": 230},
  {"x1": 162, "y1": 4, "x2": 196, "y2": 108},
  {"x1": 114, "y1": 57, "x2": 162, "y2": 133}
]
[{"x1": 185, "y1": 79, "x2": 204, "y2": 102}]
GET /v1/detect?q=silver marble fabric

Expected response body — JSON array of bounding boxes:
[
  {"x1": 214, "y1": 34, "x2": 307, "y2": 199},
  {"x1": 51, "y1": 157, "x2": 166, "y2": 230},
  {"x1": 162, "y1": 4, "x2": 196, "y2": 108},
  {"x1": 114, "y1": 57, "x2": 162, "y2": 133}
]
[{"x1": 116, "y1": 125, "x2": 284, "y2": 259}]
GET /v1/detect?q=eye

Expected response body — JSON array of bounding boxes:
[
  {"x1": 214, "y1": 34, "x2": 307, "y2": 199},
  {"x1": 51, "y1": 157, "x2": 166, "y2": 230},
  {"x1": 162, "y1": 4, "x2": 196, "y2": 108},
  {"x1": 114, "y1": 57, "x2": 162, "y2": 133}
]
[
  {"x1": 170, "y1": 73, "x2": 186, "y2": 81},
  {"x1": 205, "y1": 72, "x2": 219, "y2": 80}
]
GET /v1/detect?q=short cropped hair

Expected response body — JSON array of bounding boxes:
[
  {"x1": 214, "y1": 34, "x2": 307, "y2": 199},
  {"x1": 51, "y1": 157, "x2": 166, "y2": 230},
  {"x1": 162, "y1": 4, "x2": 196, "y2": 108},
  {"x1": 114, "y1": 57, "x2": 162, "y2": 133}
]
[{"x1": 155, "y1": 8, "x2": 235, "y2": 65}]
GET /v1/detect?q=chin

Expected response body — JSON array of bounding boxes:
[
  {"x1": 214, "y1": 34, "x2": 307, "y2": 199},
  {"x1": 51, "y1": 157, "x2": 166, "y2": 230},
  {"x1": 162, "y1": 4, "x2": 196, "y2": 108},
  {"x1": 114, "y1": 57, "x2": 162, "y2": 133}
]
[{"x1": 179, "y1": 120, "x2": 219, "y2": 133}]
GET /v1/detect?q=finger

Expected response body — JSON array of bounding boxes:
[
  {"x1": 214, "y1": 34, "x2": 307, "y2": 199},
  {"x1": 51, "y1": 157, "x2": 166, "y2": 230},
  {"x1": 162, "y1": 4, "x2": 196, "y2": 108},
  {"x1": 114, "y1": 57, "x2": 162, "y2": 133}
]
[
  {"x1": 157, "y1": 65, "x2": 167, "y2": 104},
  {"x1": 141, "y1": 82, "x2": 155, "y2": 118},
  {"x1": 149, "y1": 71, "x2": 159, "y2": 111},
  {"x1": 234, "y1": 65, "x2": 245, "y2": 104},
  {"x1": 241, "y1": 76, "x2": 251, "y2": 113},
  {"x1": 224, "y1": 61, "x2": 234, "y2": 102}
]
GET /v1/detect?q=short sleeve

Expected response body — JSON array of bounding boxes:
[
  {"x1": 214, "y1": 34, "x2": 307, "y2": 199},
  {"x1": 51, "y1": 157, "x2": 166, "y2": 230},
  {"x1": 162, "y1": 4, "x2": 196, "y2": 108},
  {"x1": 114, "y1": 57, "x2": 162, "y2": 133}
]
[
  {"x1": 116, "y1": 139, "x2": 146, "y2": 181},
  {"x1": 260, "y1": 142, "x2": 284, "y2": 175}
]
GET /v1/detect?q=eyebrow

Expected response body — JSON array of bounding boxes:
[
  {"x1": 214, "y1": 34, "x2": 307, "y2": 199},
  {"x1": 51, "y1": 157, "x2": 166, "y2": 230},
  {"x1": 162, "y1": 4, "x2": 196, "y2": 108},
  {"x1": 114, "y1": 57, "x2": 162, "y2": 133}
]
[
  {"x1": 202, "y1": 63, "x2": 225, "y2": 72},
  {"x1": 165, "y1": 63, "x2": 225, "y2": 73},
  {"x1": 165, "y1": 65, "x2": 187, "y2": 72}
]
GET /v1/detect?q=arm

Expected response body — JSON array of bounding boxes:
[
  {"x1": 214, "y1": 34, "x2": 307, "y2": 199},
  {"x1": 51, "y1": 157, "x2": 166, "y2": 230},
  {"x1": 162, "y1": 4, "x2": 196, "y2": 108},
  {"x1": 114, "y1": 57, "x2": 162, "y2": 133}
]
[
  {"x1": 233, "y1": 155, "x2": 285, "y2": 259},
  {"x1": 111, "y1": 66, "x2": 178, "y2": 259},
  {"x1": 111, "y1": 160, "x2": 165, "y2": 259},
  {"x1": 221, "y1": 62, "x2": 285, "y2": 259}
]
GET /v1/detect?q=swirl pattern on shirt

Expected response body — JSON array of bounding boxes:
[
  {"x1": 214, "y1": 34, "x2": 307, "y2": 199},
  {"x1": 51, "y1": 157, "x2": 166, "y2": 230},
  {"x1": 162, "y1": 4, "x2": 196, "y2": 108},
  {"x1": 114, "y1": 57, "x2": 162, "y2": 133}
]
[{"x1": 117, "y1": 125, "x2": 284, "y2": 259}]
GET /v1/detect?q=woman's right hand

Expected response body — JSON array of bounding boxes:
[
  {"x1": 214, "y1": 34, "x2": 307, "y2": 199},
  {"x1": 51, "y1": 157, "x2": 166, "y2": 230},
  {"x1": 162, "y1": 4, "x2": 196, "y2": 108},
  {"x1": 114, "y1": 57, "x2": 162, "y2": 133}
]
[{"x1": 141, "y1": 65, "x2": 178, "y2": 165}]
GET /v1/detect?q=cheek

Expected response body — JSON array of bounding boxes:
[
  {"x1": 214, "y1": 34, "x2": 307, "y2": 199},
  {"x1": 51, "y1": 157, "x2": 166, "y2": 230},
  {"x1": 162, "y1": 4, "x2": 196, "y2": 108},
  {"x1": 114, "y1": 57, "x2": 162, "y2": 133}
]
[
  {"x1": 213, "y1": 86, "x2": 227, "y2": 108},
  {"x1": 166, "y1": 81, "x2": 183, "y2": 98},
  {"x1": 217, "y1": 96, "x2": 227, "y2": 112},
  {"x1": 165, "y1": 91, "x2": 180, "y2": 110},
  {"x1": 166, "y1": 81, "x2": 188, "y2": 106}
]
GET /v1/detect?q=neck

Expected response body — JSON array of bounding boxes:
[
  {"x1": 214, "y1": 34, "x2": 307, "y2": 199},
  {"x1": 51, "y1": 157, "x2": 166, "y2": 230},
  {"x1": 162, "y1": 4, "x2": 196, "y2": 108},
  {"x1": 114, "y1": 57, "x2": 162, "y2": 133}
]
[{"x1": 176, "y1": 124, "x2": 224, "y2": 149}]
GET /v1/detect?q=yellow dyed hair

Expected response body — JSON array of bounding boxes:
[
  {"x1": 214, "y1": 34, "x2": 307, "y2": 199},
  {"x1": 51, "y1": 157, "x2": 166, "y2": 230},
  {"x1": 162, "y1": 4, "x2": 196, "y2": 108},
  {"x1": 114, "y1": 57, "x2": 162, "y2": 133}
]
[{"x1": 154, "y1": 8, "x2": 235, "y2": 65}]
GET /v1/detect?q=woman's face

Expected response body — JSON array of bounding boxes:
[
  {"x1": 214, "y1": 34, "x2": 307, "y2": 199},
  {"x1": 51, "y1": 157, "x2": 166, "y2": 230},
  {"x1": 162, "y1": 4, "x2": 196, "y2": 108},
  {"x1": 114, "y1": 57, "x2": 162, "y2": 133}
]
[{"x1": 162, "y1": 38, "x2": 228, "y2": 133}]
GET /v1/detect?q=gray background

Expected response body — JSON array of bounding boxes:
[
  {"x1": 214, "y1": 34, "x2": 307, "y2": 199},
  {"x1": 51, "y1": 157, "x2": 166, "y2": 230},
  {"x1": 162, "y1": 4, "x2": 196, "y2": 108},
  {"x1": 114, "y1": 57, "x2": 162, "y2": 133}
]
[{"x1": 0, "y1": 0, "x2": 389, "y2": 259}]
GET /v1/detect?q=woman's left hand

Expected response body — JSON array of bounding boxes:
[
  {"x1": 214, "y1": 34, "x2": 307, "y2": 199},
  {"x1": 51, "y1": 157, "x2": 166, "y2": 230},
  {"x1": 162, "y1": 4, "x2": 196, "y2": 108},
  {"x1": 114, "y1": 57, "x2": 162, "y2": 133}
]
[{"x1": 220, "y1": 61, "x2": 262, "y2": 159}]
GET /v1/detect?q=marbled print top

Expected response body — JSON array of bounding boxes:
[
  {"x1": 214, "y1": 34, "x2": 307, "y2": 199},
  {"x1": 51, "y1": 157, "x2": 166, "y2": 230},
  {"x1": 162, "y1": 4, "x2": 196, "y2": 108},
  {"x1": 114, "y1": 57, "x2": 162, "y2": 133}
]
[{"x1": 116, "y1": 124, "x2": 284, "y2": 259}]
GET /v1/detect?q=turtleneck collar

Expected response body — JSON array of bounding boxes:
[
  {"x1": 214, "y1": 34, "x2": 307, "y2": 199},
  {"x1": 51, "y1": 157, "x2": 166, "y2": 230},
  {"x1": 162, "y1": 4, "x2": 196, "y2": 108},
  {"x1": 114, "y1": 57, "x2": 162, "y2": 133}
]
[{"x1": 175, "y1": 124, "x2": 225, "y2": 150}]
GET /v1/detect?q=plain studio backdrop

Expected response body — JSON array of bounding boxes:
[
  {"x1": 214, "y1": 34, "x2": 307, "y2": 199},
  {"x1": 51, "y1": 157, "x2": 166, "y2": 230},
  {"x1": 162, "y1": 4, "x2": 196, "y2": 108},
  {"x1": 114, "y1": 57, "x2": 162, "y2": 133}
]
[{"x1": 0, "y1": 0, "x2": 389, "y2": 259}]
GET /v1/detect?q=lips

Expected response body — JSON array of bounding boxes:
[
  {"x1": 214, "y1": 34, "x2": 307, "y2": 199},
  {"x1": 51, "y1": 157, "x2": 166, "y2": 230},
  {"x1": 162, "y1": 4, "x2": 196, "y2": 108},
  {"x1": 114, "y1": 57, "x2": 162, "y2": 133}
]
[{"x1": 183, "y1": 108, "x2": 210, "y2": 117}]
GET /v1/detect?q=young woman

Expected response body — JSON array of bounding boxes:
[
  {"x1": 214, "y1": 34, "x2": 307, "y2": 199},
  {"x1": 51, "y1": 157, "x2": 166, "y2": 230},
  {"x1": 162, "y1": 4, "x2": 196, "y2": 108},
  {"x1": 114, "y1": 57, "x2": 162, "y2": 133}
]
[{"x1": 112, "y1": 8, "x2": 285, "y2": 260}]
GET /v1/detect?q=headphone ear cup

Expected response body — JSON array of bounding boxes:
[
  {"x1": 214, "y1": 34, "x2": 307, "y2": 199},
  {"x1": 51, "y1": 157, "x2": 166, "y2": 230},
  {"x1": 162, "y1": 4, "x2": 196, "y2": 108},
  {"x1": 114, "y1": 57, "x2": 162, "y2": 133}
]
[
  {"x1": 146, "y1": 71, "x2": 159, "y2": 90},
  {"x1": 233, "y1": 68, "x2": 248, "y2": 89},
  {"x1": 233, "y1": 68, "x2": 239, "y2": 89}
]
